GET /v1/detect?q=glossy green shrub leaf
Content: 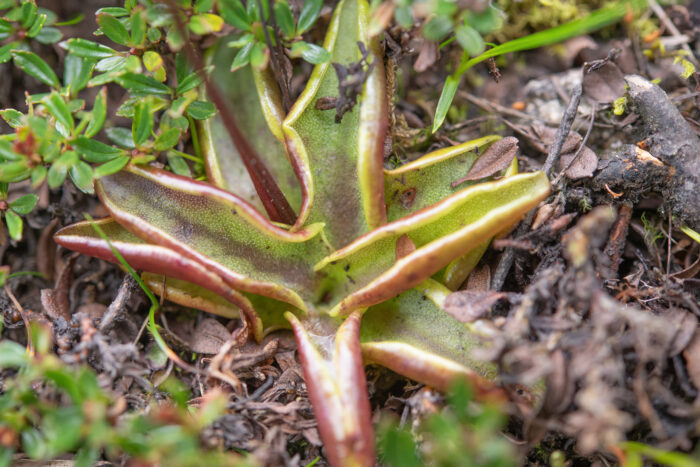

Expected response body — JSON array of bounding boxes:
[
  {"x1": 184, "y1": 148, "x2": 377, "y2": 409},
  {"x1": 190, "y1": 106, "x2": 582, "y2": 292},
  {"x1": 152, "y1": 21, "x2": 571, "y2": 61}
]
[
  {"x1": 273, "y1": 1, "x2": 295, "y2": 38},
  {"x1": 195, "y1": 0, "x2": 215, "y2": 13},
  {"x1": 154, "y1": 127, "x2": 181, "y2": 151},
  {"x1": 26, "y1": 13, "x2": 47, "y2": 38},
  {"x1": 60, "y1": 38, "x2": 116, "y2": 59},
  {"x1": 115, "y1": 72, "x2": 171, "y2": 96},
  {"x1": 85, "y1": 87, "x2": 107, "y2": 138},
  {"x1": 289, "y1": 41, "x2": 330, "y2": 64},
  {"x1": 69, "y1": 160, "x2": 94, "y2": 194},
  {"x1": 0, "y1": 340, "x2": 29, "y2": 367},
  {"x1": 230, "y1": 41, "x2": 253, "y2": 71},
  {"x1": 249, "y1": 41, "x2": 268, "y2": 69},
  {"x1": 105, "y1": 127, "x2": 135, "y2": 148},
  {"x1": 189, "y1": 13, "x2": 224, "y2": 35},
  {"x1": 0, "y1": 139, "x2": 24, "y2": 161},
  {"x1": 0, "y1": 161, "x2": 31, "y2": 182},
  {"x1": 186, "y1": 101, "x2": 216, "y2": 120},
  {"x1": 97, "y1": 13, "x2": 130, "y2": 45},
  {"x1": 35, "y1": 26, "x2": 62, "y2": 44},
  {"x1": 455, "y1": 24, "x2": 485, "y2": 57},
  {"x1": 166, "y1": 151, "x2": 191, "y2": 176},
  {"x1": 143, "y1": 50, "x2": 166, "y2": 81},
  {"x1": 64, "y1": 54, "x2": 96, "y2": 94},
  {"x1": 93, "y1": 155, "x2": 130, "y2": 178},
  {"x1": 465, "y1": 5, "x2": 504, "y2": 34},
  {"x1": 94, "y1": 55, "x2": 127, "y2": 73},
  {"x1": 219, "y1": 0, "x2": 250, "y2": 31},
  {"x1": 0, "y1": 42, "x2": 19, "y2": 64},
  {"x1": 0, "y1": 18, "x2": 12, "y2": 40},
  {"x1": 132, "y1": 99, "x2": 154, "y2": 146},
  {"x1": 176, "y1": 71, "x2": 204, "y2": 95},
  {"x1": 30, "y1": 165, "x2": 47, "y2": 187},
  {"x1": 43, "y1": 92, "x2": 74, "y2": 133},
  {"x1": 8, "y1": 193, "x2": 38, "y2": 215},
  {"x1": 297, "y1": 0, "x2": 322, "y2": 34},
  {"x1": 422, "y1": 15, "x2": 452, "y2": 42},
  {"x1": 130, "y1": 10, "x2": 146, "y2": 46},
  {"x1": 97, "y1": 7, "x2": 129, "y2": 17},
  {"x1": 0, "y1": 108, "x2": 23, "y2": 128},
  {"x1": 5, "y1": 209, "x2": 22, "y2": 240},
  {"x1": 19, "y1": 1, "x2": 38, "y2": 28},
  {"x1": 12, "y1": 50, "x2": 59, "y2": 87},
  {"x1": 73, "y1": 136, "x2": 122, "y2": 163}
]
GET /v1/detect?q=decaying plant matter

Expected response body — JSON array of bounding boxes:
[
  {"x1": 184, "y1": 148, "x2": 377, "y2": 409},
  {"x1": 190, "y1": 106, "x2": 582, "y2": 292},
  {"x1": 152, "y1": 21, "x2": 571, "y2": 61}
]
[{"x1": 54, "y1": 0, "x2": 550, "y2": 464}]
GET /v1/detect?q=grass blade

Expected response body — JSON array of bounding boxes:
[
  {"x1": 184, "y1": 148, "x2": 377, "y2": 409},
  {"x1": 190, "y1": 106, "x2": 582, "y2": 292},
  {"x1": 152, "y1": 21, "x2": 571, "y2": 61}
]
[{"x1": 432, "y1": 0, "x2": 647, "y2": 132}]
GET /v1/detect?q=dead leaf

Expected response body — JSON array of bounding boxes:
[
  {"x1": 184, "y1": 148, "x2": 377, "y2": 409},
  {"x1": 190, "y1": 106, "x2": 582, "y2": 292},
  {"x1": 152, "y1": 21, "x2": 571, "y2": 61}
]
[
  {"x1": 37, "y1": 218, "x2": 58, "y2": 282},
  {"x1": 560, "y1": 146, "x2": 599, "y2": 179},
  {"x1": 395, "y1": 234, "x2": 416, "y2": 260},
  {"x1": 683, "y1": 330, "x2": 700, "y2": 391},
  {"x1": 443, "y1": 290, "x2": 509, "y2": 322},
  {"x1": 671, "y1": 255, "x2": 700, "y2": 279},
  {"x1": 465, "y1": 264, "x2": 490, "y2": 291},
  {"x1": 508, "y1": 122, "x2": 583, "y2": 155},
  {"x1": 532, "y1": 203, "x2": 557, "y2": 230},
  {"x1": 190, "y1": 318, "x2": 233, "y2": 354},
  {"x1": 667, "y1": 309, "x2": 697, "y2": 356},
  {"x1": 451, "y1": 136, "x2": 518, "y2": 187},
  {"x1": 583, "y1": 60, "x2": 625, "y2": 103},
  {"x1": 40, "y1": 253, "x2": 78, "y2": 321},
  {"x1": 414, "y1": 40, "x2": 439, "y2": 72}
]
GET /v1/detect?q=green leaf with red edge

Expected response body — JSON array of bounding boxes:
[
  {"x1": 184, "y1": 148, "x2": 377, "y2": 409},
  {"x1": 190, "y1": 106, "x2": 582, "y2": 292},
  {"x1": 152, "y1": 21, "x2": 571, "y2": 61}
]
[
  {"x1": 199, "y1": 48, "x2": 302, "y2": 215},
  {"x1": 315, "y1": 171, "x2": 550, "y2": 316},
  {"x1": 384, "y1": 135, "x2": 500, "y2": 221},
  {"x1": 283, "y1": 0, "x2": 388, "y2": 246},
  {"x1": 53, "y1": 0, "x2": 555, "y2": 462},
  {"x1": 53, "y1": 217, "x2": 264, "y2": 341},
  {"x1": 94, "y1": 164, "x2": 325, "y2": 311},
  {"x1": 286, "y1": 311, "x2": 375, "y2": 467},
  {"x1": 360, "y1": 279, "x2": 505, "y2": 399}
]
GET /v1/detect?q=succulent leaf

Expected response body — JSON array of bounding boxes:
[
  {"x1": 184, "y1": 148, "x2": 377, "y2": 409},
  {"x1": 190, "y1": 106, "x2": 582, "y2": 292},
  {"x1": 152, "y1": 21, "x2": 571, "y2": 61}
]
[
  {"x1": 384, "y1": 135, "x2": 500, "y2": 220},
  {"x1": 287, "y1": 311, "x2": 374, "y2": 467},
  {"x1": 95, "y1": 165, "x2": 325, "y2": 310},
  {"x1": 54, "y1": 217, "x2": 263, "y2": 339},
  {"x1": 317, "y1": 172, "x2": 551, "y2": 315},
  {"x1": 283, "y1": 0, "x2": 387, "y2": 246},
  {"x1": 361, "y1": 279, "x2": 506, "y2": 400},
  {"x1": 53, "y1": 0, "x2": 553, "y2": 463},
  {"x1": 199, "y1": 50, "x2": 303, "y2": 215}
]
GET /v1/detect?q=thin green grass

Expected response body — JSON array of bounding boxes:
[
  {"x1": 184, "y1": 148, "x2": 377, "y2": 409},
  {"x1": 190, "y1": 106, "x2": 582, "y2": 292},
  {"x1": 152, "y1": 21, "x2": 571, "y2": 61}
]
[{"x1": 432, "y1": 0, "x2": 648, "y2": 133}]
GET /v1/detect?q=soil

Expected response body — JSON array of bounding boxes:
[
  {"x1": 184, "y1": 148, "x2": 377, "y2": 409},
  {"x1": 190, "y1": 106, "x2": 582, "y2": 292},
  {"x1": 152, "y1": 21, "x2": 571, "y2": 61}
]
[{"x1": 1, "y1": 1, "x2": 700, "y2": 466}]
